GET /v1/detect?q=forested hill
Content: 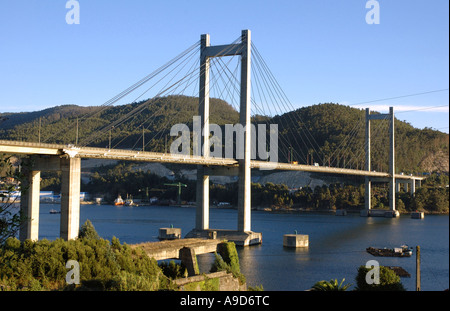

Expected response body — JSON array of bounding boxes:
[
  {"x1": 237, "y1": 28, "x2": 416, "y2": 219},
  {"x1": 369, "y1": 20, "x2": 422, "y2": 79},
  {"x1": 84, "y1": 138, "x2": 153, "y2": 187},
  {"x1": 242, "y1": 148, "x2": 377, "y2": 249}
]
[
  {"x1": 0, "y1": 96, "x2": 448, "y2": 173},
  {"x1": 272, "y1": 103, "x2": 449, "y2": 173},
  {"x1": 0, "y1": 96, "x2": 239, "y2": 152}
]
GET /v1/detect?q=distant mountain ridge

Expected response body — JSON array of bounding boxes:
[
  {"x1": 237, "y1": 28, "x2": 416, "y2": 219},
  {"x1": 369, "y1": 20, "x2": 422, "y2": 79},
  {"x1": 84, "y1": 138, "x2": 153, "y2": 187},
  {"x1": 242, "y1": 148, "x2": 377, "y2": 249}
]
[{"x1": 0, "y1": 96, "x2": 448, "y2": 173}]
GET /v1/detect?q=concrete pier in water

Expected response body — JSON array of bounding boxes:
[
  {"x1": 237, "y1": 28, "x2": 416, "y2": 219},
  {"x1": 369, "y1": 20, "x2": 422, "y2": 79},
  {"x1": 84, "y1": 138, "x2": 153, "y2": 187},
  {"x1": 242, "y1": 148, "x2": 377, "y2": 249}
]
[
  {"x1": 19, "y1": 155, "x2": 80, "y2": 241},
  {"x1": 283, "y1": 234, "x2": 309, "y2": 248}
]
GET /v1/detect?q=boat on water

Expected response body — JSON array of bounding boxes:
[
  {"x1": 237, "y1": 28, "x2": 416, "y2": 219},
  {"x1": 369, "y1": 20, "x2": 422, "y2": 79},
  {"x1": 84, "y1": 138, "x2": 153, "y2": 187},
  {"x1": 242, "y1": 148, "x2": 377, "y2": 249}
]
[
  {"x1": 124, "y1": 194, "x2": 136, "y2": 206},
  {"x1": 49, "y1": 209, "x2": 60, "y2": 214},
  {"x1": 366, "y1": 245, "x2": 413, "y2": 257},
  {"x1": 114, "y1": 195, "x2": 124, "y2": 206}
]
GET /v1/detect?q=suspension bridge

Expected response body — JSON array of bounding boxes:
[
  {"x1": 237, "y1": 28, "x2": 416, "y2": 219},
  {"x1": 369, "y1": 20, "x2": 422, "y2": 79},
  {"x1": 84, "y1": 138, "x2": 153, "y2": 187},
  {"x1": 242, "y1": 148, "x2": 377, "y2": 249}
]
[{"x1": 0, "y1": 30, "x2": 424, "y2": 245}]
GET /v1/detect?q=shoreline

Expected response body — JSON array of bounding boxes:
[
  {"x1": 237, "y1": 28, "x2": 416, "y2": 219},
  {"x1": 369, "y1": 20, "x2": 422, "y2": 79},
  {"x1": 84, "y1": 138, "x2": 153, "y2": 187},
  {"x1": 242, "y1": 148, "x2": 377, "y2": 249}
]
[
  {"x1": 252, "y1": 206, "x2": 449, "y2": 216},
  {"x1": 16, "y1": 200, "x2": 448, "y2": 216}
]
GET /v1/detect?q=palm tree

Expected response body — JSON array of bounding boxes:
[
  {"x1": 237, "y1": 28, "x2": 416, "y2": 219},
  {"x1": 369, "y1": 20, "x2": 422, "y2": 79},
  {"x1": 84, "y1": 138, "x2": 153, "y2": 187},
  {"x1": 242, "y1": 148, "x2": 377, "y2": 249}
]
[{"x1": 311, "y1": 278, "x2": 352, "y2": 291}]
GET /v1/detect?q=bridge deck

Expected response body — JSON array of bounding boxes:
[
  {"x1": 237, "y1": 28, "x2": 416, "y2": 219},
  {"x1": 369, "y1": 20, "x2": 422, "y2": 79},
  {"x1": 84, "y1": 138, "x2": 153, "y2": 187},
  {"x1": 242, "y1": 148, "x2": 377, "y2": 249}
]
[
  {"x1": 0, "y1": 140, "x2": 424, "y2": 180},
  {"x1": 130, "y1": 238, "x2": 224, "y2": 261}
]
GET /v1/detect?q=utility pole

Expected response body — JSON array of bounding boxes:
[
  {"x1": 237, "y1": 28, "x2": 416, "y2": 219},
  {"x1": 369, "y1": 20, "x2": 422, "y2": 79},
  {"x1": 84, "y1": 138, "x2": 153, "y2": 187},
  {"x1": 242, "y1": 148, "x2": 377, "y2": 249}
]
[
  {"x1": 416, "y1": 245, "x2": 421, "y2": 291},
  {"x1": 142, "y1": 126, "x2": 145, "y2": 152},
  {"x1": 38, "y1": 117, "x2": 41, "y2": 143},
  {"x1": 165, "y1": 134, "x2": 168, "y2": 154},
  {"x1": 75, "y1": 117, "x2": 79, "y2": 145},
  {"x1": 109, "y1": 126, "x2": 113, "y2": 149}
]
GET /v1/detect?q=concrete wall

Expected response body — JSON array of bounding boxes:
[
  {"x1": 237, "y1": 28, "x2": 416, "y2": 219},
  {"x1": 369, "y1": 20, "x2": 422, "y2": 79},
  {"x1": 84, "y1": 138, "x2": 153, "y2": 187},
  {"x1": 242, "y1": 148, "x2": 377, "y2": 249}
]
[{"x1": 173, "y1": 271, "x2": 247, "y2": 291}]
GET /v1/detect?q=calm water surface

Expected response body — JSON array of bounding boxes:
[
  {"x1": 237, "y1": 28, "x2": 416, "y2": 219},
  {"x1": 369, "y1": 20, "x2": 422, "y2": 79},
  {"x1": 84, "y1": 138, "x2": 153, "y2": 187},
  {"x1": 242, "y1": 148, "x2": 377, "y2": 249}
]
[{"x1": 38, "y1": 204, "x2": 449, "y2": 291}]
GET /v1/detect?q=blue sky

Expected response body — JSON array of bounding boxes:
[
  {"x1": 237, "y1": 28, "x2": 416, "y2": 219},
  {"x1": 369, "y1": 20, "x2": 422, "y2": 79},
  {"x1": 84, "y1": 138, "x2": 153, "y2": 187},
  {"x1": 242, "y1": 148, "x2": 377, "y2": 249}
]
[{"x1": 0, "y1": 0, "x2": 448, "y2": 132}]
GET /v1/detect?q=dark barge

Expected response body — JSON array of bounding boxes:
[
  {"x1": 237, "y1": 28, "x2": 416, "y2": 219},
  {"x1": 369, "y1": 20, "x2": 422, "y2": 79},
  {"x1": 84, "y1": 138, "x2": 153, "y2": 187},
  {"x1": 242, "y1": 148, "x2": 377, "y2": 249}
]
[{"x1": 366, "y1": 245, "x2": 413, "y2": 257}]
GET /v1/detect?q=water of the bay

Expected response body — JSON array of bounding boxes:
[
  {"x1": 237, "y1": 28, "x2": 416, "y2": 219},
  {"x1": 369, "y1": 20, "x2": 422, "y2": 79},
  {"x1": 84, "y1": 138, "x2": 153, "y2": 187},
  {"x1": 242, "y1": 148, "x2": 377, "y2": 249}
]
[{"x1": 38, "y1": 203, "x2": 449, "y2": 291}]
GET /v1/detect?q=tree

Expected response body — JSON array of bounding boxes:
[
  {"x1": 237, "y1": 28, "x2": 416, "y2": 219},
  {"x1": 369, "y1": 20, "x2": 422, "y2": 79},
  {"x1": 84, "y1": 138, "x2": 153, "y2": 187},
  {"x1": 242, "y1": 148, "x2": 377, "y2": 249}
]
[
  {"x1": 0, "y1": 154, "x2": 26, "y2": 245},
  {"x1": 424, "y1": 188, "x2": 449, "y2": 213},
  {"x1": 355, "y1": 266, "x2": 405, "y2": 291},
  {"x1": 79, "y1": 220, "x2": 100, "y2": 240}
]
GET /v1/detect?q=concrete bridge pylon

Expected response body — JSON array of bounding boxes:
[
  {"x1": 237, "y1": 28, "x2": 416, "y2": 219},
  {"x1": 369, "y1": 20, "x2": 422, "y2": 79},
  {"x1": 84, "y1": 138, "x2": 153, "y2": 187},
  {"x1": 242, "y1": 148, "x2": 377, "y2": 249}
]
[
  {"x1": 362, "y1": 107, "x2": 402, "y2": 218},
  {"x1": 186, "y1": 29, "x2": 262, "y2": 246}
]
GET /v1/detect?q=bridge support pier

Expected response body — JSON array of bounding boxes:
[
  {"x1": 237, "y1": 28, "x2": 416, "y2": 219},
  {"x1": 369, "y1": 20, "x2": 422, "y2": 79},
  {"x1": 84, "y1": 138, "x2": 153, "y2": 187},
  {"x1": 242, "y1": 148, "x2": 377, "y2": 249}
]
[
  {"x1": 60, "y1": 157, "x2": 81, "y2": 241},
  {"x1": 195, "y1": 32, "x2": 211, "y2": 232},
  {"x1": 363, "y1": 108, "x2": 372, "y2": 216},
  {"x1": 410, "y1": 179, "x2": 416, "y2": 196},
  {"x1": 188, "y1": 30, "x2": 261, "y2": 246},
  {"x1": 19, "y1": 165, "x2": 41, "y2": 241},
  {"x1": 396, "y1": 179, "x2": 417, "y2": 195},
  {"x1": 364, "y1": 177, "x2": 371, "y2": 212},
  {"x1": 19, "y1": 155, "x2": 81, "y2": 241},
  {"x1": 196, "y1": 167, "x2": 209, "y2": 230},
  {"x1": 237, "y1": 29, "x2": 252, "y2": 233},
  {"x1": 388, "y1": 107, "x2": 396, "y2": 213},
  {"x1": 363, "y1": 107, "x2": 399, "y2": 218}
]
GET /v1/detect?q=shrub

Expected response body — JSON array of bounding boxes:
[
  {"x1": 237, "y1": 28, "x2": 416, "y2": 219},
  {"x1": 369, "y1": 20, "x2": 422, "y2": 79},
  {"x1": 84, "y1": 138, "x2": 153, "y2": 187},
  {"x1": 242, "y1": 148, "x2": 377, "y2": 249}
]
[
  {"x1": 355, "y1": 266, "x2": 405, "y2": 291},
  {"x1": 159, "y1": 260, "x2": 187, "y2": 279},
  {"x1": 0, "y1": 220, "x2": 172, "y2": 291},
  {"x1": 211, "y1": 242, "x2": 246, "y2": 285}
]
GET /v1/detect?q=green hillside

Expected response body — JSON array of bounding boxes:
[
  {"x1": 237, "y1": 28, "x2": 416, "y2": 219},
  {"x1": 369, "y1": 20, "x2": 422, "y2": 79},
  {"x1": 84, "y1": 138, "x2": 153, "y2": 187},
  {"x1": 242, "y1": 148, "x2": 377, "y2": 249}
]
[
  {"x1": 0, "y1": 96, "x2": 448, "y2": 173},
  {"x1": 0, "y1": 95, "x2": 239, "y2": 151},
  {"x1": 272, "y1": 103, "x2": 449, "y2": 173}
]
